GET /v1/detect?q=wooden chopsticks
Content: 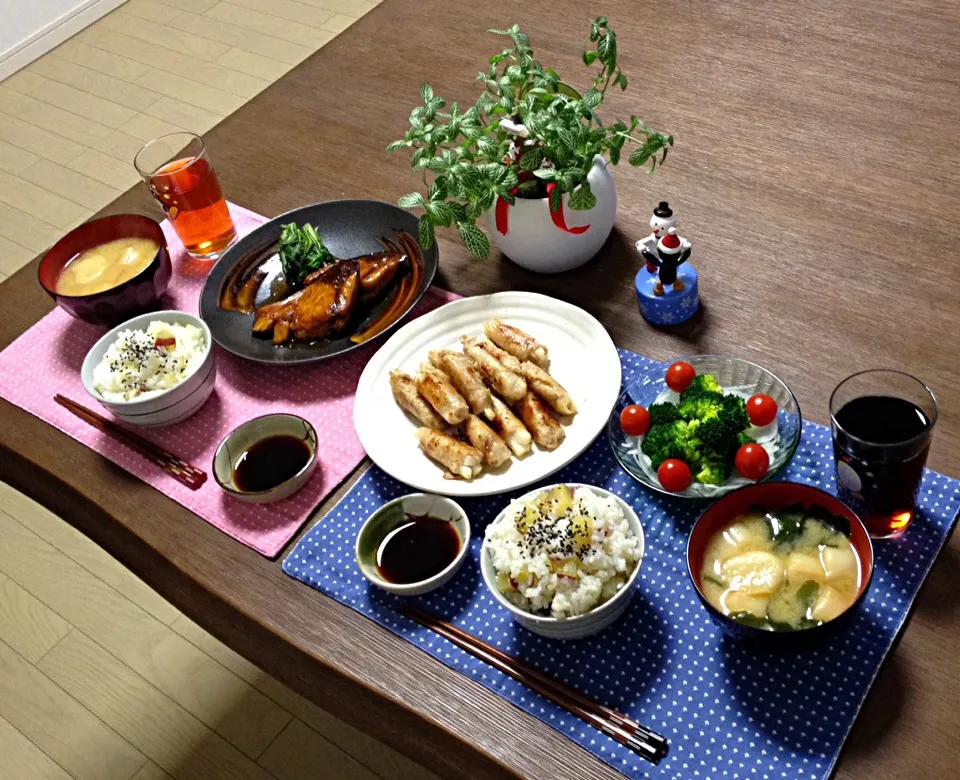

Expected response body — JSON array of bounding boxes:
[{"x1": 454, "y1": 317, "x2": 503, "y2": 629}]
[
  {"x1": 54, "y1": 395, "x2": 207, "y2": 490},
  {"x1": 398, "y1": 603, "x2": 668, "y2": 763}
]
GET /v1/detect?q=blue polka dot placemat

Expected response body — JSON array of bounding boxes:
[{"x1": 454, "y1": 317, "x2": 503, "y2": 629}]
[{"x1": 282, "y1": 349, "x2": 960, "y2": 780}]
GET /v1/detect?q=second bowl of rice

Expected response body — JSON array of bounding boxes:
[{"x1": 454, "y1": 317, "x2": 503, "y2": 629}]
[{"x1": 481, "y1": 483, "x2": 645, "y2": 639}]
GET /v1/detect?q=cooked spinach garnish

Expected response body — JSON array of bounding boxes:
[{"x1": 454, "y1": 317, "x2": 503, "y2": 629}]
[
  {"x1": 278, "y1": 222, "x2": 335, "y2": 288},
  {"x1": 796, "y1": 580, "x2": 820, "y2": 608},
  {"x1": 759, "y1": 503, "x2": 852, "y2": 548},
  {"x1": 764, "y1": 507, "x2": 806, "y2": 545},
  {"x1": 729, "y1": 611, "x2": 774, "y2": 631}
]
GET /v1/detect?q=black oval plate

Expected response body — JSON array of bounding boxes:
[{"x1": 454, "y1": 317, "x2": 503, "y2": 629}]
[{"x1": 198, "y1": 200, "x2": 437, "y2": 364}]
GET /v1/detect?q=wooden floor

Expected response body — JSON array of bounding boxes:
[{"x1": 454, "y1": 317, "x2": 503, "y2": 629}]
[
  {"x1": 0, "y1": 2, "x2": 438, "y2": 778},
  {"x1": 0, "y1": 477, "x2": 441, "y2": 780},
  {"x1": 0, "y1": 0, "x2": 376, "y2": 282}
]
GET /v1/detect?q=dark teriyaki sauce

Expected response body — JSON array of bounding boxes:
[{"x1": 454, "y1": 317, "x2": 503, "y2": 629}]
[
  {"x1": 234, "y1": 435, "x2": 311, "y2": 492},
  {"x1": 376, "y1": 514, "x2": 461, "y2": 584}
]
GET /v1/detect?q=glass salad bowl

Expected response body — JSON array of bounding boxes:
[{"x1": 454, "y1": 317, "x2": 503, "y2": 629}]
[{"x1": 607, "y1": 355, "x2": 802, "y2": 499}]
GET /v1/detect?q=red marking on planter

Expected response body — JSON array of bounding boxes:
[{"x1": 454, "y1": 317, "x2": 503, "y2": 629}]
[
  {"x1": 546, "y1": 183, "x2": 590, "y2": 235},
  {"x1": 495, "y1": 196, "x2": 510, "y2": 235}
]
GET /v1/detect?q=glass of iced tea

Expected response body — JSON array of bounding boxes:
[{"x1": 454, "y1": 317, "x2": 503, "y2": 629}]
[
  {"x1": 830, "y1": 370, "x2": 938, "y2": 539},
  {"x1": 134, "y1": 132, "x2": 236, "y2": 261}
]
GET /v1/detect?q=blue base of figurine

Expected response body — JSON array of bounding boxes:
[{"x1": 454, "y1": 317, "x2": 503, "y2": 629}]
[{"x1": 635, "y1": 264, "x2": 700, "y2": 325}]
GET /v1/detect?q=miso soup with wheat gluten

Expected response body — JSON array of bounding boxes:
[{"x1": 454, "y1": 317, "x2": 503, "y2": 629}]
[
  {"x1": 55, "y1": 237, "x2": 159, "y2": 297},
  {"x1": 700, "y1": 506, "x2": 861, "y2": 631}
]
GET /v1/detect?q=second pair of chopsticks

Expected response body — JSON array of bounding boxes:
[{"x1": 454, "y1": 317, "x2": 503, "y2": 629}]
[
  {"x1": 398, "y1": 604, "x2": 668, "y2": 763},
  {"x1": 54, "y1": 394, "x2": 207, "y2": 490}
]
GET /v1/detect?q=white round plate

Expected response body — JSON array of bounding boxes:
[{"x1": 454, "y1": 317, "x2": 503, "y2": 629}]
[{"x1": 354, "y1": 291, "x2": 621, "y2": 497}]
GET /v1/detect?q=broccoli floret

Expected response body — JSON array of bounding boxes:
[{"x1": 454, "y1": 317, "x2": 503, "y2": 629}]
[
  {"x1": 647, "y1": 373, "x2": 753, "y2": 485},
  {"x1": 680, "y1": 373, "x2": 723, "y2": 400},
  {"x1": 641, "y1": 420, "x2": 703, "y2": 468},
  {"x1": 648, "y1": 402, "x2": 682, "y2": 426},
  {"x1": 738, "y1": 431, "x2": 755, "y2": 446},
  {"x1": 677, "y1": 375, "x2": 726, "y2": 421},
  {"x1": 696, "y1": 450, "x2": 731, "y2": 485},
  {"x1": 721, "y1": 394, "x2": 749, "y2": 432},
  {"x1": 688, "y1": 394, "x2": 749, "y2": 454}
]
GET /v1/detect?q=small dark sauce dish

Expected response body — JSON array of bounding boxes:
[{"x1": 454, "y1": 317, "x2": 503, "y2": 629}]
[
  {"x1": 38, "y1": 214, "x2": 172, "y2": 327},
  {"x1": 687, "y1": 482, "x2": 874, "y2": 650},
  {"x1": 213, "y1": 414, "x2": 318, "y2": 504}
]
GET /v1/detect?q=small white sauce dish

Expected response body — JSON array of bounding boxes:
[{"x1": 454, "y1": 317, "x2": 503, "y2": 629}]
[
  {"x1": 480, "y1": 484, "x2": 645, "y2": 640},
  {"x1": 212, "y1": 413, "x2": 318, "y2": 503},
  {"x1": 80, "y1": 310, "x2": 216, "y2": 427},
  {"x1": 355, "y1": 493, "x2": 470, "y2": 596}
]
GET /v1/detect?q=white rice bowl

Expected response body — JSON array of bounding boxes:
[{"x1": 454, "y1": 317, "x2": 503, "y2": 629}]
[
  {"x1": 93, "y1": 320, "x2": 207, "y2": 402},
  {"x1": 484, "y1": 484, "x2": 643, "y2": 620}
]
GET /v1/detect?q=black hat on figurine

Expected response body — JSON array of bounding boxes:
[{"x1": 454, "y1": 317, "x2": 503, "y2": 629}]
[{"x1": 653, "y1": 201, "x2": 673, "y2": 218}]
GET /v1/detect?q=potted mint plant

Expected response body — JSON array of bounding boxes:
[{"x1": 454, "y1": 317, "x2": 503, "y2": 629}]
[{"x1": 388, "y1": 18, "x2": 673, "y2": 273}]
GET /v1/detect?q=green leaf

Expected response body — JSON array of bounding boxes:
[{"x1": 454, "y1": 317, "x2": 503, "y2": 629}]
[
  {"x1": 418, "y1": 215, "x2": 436, "y2": 250},
  {"x1": 629, "y1": 146, "x2": 652, "y2": 167},
  {"x1": 398, "y1": 192, "x2": 425, "y2": 208},
  {"x1": 532, "y1": 167, "x2": 556, "y2": 181},
  {"x1": 582, "y1": 48, "x2": 599, "y2": 65},
  {"x1": 455, "y1": 165, "x2": 484, "y2": 190},
  {"x1": 426, "y1": 202, "x2": 455, "y2": 227},
  {"x1": 505, "y1": 64, "x2": 525, "y2": 84},
  {"x1": 458, "y1": 222, "x2": 490, "y2": 259},
  {"x1": 597, "y1": 28, "x2": 617, "y2": 65},
  {"x1": 557, "y1": 127, "x2": 577, "y2": 150},
  {"x1": 385, "y1": 140, "x2": 407, "y2": 153},
  {"x1": 447, "y1": 203, "x2": 468, "y2": 223},
  {"x1": 420, "y1": 84, "x2": 434, "y2": 102},
  {"x1": 582, "y1": 89, "x2": 603, "y2": 109},
  {"x1": 549, "y1": 185, "x2": 562, "y2": 213},
  {"x1": 428, "y1": 178, "x2": 447, "y2": 202},
  {"x1": 616, "y1": 71, "x2": 628, "y2": 90},
  {"x1": 568, "y1": 182, "x2": 596, "y2": 211},
  {"x1": 518, "y1": 147, "x2": 544, "y2": 171}
]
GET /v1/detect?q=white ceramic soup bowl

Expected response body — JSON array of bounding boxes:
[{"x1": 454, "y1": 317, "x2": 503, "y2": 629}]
[
  {"x1": 212, "y1": 414, "x2": 319, "y2": 503},
  {"x1": 480, "y1": 483, "x2": 645, "y2": 639},
  {"x1": 80, "y1": 310, "x2": 216, "y2": 428},
  {"x1": 356, "y1": 493, "x2": 471, "y2": 596}
]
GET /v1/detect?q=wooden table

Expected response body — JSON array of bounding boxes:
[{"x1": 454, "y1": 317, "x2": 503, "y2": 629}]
[{"x1": 2, "y1": 1, "x2": 959, "y2": 777}]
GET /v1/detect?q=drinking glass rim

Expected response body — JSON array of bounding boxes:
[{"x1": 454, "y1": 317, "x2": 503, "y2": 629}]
[
  {"x1": 134, "y1": 132, "x2": 205, "y2": 178},
  {"x1": 829, "y1": 368, "x2": 938, "y2": 448}
]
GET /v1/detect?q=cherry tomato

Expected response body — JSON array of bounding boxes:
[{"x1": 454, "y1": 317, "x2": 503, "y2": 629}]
[
  {"x1": 658, "y1": 459, "x2": 692, "y2": 492},
  {"x1": 746, "y1": 394, "x2": 778, "y2": 427},
  {"x1": 665, "y1": 361, "x2": 696, "y2": 393},
  {"x1": 735, "y1": 443, "x2": 770, "y2": 480},
  {"x1": 620, "y1": 404, "x2": 651, "y2": 437}
]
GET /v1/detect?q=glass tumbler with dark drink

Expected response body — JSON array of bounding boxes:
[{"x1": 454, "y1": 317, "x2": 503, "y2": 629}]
[
  {"x1": 134, "y1": 132, "x2": 236, "y2": 261},
  {"x1": 830, "y1": 370, "x2": 937, "y2": 539}
]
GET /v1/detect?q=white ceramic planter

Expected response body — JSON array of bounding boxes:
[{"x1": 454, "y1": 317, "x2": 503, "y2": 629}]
[{"x1": 483, "y1": 154, "x2": 617, "y2": 274}]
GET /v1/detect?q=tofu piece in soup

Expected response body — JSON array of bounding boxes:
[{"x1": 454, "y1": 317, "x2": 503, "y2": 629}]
[
  {"x1": 722, "y1": 590, "x2": 770, "y2": 617},
  {"x1": 811, "y1": 584, "x2": 849, "y2": 622},
  {"x1": 821, "y1": 546, "x2": 859, "y2": 585},
  {"x1": 720, "y1": 551, "x2": 784, "y2": 595},
  {"x1": 702, "y1": 516, "x2": 769, "y2": 564},
  {"x1": 786, "y1": 551, "x2": 827, "y2": 585}
]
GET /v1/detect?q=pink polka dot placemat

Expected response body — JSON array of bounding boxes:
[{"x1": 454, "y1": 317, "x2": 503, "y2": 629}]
[{"x1": 0, "y1": 203, "x2": 458, "y2": 557}]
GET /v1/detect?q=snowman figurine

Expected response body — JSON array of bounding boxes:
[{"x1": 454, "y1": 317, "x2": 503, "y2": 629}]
[
  {"x1": 633, "y1": 202, "x2": 700, "y2": 325},
  {"x1": 637, "y1": 201, "x2": 677, "y2": 272}
]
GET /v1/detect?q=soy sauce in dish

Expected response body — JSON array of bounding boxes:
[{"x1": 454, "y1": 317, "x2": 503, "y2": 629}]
[
  {"x1": 377, "y1": 515, "x2": 461, "y2": 584},
  {"x1": 233, "y1": 435, "x2": 311, "y2": 492}
]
